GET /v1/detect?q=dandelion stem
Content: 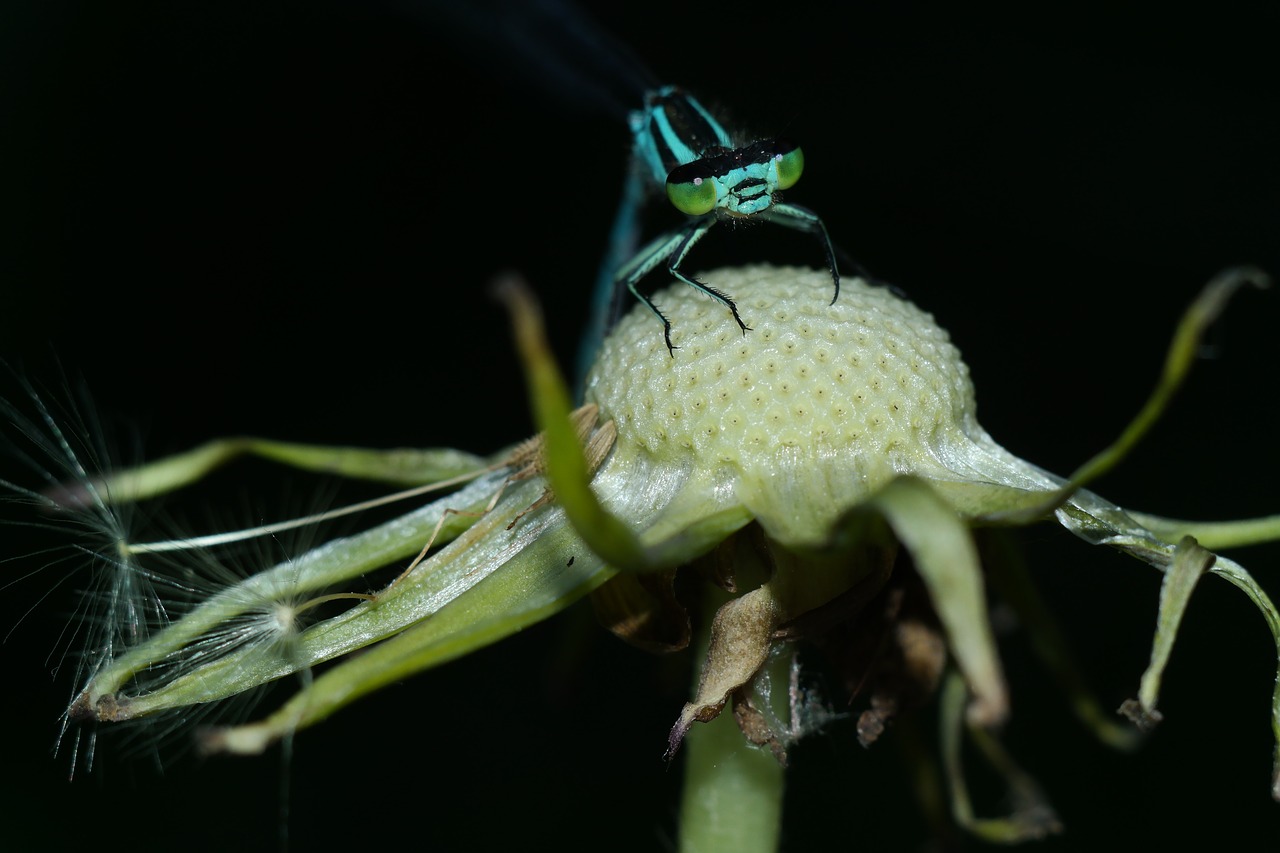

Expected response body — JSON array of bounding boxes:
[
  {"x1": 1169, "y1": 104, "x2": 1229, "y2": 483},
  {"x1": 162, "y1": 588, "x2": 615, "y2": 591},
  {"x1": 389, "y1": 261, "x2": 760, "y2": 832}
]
[{"x1": 678, "y1": 590, "x2": 784, "y2": 853}]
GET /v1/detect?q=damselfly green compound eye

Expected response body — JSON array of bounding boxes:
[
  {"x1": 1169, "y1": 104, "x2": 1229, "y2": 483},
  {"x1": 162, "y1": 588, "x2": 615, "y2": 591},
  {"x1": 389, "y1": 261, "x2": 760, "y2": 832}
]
[
  {"x1": 773, "y1": 141, "x2": 804, "y2": 190},
  {"x1": 665, "y1": 165, "x2": 719, "y2": 216}
]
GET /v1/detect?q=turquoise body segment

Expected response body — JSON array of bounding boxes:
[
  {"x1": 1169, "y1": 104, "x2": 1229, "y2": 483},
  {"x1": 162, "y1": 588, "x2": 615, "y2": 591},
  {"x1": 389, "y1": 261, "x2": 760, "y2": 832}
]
[{"x1": 632, "y1": 85, "x2": 734, "y2": 181}]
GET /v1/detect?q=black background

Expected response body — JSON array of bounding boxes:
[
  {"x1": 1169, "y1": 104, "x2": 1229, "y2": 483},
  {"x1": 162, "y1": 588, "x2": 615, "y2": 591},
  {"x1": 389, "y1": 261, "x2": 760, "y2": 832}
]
[{"x1": 2, "y1": 1, "x2": 1278, "y2": 849}]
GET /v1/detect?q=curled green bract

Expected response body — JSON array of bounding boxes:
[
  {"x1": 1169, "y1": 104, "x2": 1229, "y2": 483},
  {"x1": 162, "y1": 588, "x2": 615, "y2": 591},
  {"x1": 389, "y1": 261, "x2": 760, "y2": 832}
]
[{"x1": 20, "y1": 264, "x2": 1280, "y2": 843}]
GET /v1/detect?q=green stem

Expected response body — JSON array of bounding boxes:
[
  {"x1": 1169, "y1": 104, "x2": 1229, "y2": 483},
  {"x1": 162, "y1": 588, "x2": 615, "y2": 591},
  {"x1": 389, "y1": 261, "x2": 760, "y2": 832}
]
[{"x1": 678, "y1": 592, "x2": 785, "y2": 853}]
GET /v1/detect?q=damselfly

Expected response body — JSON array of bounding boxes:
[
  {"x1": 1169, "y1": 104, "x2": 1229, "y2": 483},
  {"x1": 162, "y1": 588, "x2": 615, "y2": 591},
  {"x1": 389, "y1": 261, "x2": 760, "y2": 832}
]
[
  {"x1": 415, "y1": 1, "x2": 843, "y2": 365},
  {"x1": 612, "y1": 84, "x2": 841, "y2": 355}
]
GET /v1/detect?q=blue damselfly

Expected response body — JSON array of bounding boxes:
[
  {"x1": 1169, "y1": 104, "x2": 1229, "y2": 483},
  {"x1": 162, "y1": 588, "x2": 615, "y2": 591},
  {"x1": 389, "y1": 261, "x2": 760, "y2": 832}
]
[
  {"x1": 409, "y1": 0, "x2": 843, "y2": 367},
  {"x1": 613, "y1": 84, "x2": 840, "y2": 354}
]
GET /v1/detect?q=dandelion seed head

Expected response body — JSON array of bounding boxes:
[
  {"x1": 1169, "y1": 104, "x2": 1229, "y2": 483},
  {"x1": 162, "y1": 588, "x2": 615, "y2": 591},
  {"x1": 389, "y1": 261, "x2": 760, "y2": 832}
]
[
  {"x1": 590, "y1": 267, "x2": 974, "y2": 463},
  {"x1": 585, "y1": 266, "x2": 986, "y2": 546}
]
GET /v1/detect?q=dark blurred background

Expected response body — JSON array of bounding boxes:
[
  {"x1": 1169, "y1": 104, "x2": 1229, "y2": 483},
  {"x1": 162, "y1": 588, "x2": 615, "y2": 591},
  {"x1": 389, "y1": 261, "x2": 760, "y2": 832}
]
[{"x1": 2, "y1": 1, "x2": 1278, "y2": 849}]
